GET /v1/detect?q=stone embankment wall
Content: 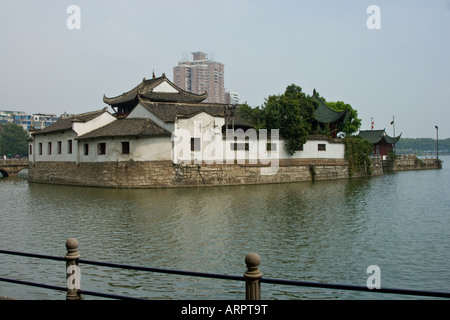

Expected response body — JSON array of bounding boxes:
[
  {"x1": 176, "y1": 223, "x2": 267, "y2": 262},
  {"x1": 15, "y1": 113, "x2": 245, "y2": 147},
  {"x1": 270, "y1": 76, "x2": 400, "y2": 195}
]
[
  {"x1": 28, "y1": 159, "x2": 349, "y2": 188},
  {"x1": 347, "y1": 156, "x2": 383, "y2": 179},
  {"x1": 383, "y1": 158, "x2": 442, "y2": 172}
]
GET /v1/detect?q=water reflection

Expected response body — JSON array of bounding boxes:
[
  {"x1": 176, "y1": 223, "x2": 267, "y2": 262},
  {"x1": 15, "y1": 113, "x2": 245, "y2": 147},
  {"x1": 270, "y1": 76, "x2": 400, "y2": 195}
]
[{"x1": 1, "y1": 158, "x2": 449, "y2": 299}]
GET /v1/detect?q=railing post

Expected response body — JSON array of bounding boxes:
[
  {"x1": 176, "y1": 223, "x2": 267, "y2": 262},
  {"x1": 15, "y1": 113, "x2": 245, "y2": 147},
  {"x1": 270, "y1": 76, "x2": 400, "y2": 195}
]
[
  {"x1": 65, "y1": 238, "x2": 81, "y2": 300},
  {"x1": 244, "y1": 253, "x2": 262, "y2": 300}
]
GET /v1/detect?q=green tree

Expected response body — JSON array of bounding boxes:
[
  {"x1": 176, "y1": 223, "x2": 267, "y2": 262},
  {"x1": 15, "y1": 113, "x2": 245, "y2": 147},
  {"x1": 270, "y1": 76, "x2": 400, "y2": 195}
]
[
  {"x1": 326, "y1": 101, "x2": 361, "y2": 137},
  {"x1": 0, "y1": 123, "x2": 29, "y2": 157},
  {"x1": 237, "y1": 103, "x2": 265, "y2": 130},
  {"x1": 239, "y1": 84, "x2": 318, "y2": 155}
]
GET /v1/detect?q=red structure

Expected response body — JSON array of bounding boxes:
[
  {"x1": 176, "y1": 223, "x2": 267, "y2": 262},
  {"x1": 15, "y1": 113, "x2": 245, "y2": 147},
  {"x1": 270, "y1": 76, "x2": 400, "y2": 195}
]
[{"x1": 358, "y1": 129, "x2": 401, "y2": 159}]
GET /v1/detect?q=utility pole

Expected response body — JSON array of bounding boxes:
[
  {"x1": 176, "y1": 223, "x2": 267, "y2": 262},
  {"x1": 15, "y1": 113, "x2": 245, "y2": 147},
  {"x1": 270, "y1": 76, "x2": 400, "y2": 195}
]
[
  {"x1": 435, "y1": 125, "x2": 439, "y2": 161},
  {"x1": 391, "y1": 116, "x2": 395, "y2": 152}
]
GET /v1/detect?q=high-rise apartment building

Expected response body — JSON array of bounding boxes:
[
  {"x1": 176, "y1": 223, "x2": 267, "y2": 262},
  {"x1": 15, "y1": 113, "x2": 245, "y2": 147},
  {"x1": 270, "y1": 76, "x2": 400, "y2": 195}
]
[
  {"x1": 173, "y1": 52, "x2": 225, "y2": 104},
  {"x1": 225, "y1": 91, "x2": 239, "y2": 105}
]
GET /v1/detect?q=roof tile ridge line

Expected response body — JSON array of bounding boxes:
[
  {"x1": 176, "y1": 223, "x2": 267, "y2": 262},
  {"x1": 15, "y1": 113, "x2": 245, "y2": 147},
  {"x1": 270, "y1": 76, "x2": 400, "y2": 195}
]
[
  {"x1": 137, "y1": 98, "x2": 166, "y2": 121},
  {"x1": 137, "y1": 76, "x2": 165, "y2": 95},
  {"x1": 103, "y1": 86, "x2": 138, "y2": 100},
  {"x1": 312, "y1": 94, "x2": 347, "y2": 115},
  {"x1": 149, "y1": 75, "x2": 208, "y2": 98},
  {"x1": 142, "y1": 117, "x2": 172, "y2": 134},
  {"x1": 103, "y1": 78, "x2": 148, "y2": 101},
  {"x1": 75, "y1": 117, "x2": 119, "y2": 140},
  {"x1": 71, "y1": 108, "x2": 109, "y2": 121},
  {"x1": 145, "y1": 101, "x2": 222, "y2": 107}
]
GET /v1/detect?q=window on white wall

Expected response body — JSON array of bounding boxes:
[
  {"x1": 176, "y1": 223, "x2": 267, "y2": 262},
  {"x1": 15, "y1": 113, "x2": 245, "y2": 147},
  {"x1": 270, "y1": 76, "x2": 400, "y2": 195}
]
[
  {"x1": 84, "y1": 143, "x2": 89, "y2": 155},
  {"x1": 191, "y1": 138, "x2": 201, "y2": 152},
  {"x1": 318, "y1": 144, "x2": 326, "y2": 151},
  {"x1": 97, "y1": 143, "x2": 106, "y2": 155},
  {"x1": 122, "y1": 141, "x2": 130, "y2": 154}
]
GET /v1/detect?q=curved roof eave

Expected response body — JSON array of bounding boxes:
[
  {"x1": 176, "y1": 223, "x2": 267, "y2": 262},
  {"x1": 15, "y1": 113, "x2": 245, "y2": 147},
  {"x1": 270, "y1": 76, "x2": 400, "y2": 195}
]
[{"x1": 103, "y1": 74, "x2": 209, "y2": 105}]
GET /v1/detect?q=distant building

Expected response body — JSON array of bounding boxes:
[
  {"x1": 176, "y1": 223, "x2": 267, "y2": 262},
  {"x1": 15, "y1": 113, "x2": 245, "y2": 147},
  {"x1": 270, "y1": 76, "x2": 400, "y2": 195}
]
[
  {"x1": 225, "y1": 91, "x2": 239, "y2": 105},
  {"x1": 358, "y1": 129, "x2": 402, "y2": 159},
  {"x1": 31, "y1": 113, "x2": 60, "y2": 130},
  {"x1": 173, "y1": 52, "x2": 225, "y2": 104},
  {"x1": 0, "y1": 110, "x2": 59, "y2": 131}
]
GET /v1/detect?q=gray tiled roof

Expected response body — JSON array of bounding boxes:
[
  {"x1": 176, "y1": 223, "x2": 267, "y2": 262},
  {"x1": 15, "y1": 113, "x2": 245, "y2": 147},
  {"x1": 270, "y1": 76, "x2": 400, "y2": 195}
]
[
  {"x1": 76, "y1": 118, "x2": 171, "y2": 140},
  {"x1": 358, "y1": 129, "x2": 401, "y2": 144},
  {"x1": 139, "y1": 100, "x2": 225, "y2": 122},
  {"x1": 312, "y1": 95, "x2": 349, "y2": 124},
  {"x1": 32, "y1": 108, "x2": 109, "y2": 135}
]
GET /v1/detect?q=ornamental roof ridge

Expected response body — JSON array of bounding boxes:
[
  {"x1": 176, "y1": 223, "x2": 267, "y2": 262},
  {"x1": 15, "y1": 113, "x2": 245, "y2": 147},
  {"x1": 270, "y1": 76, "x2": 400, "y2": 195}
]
[
  {"x1": 103, "y1": 74, "x2": 208, "y2": 105},
  {"x1": 311, "y1": 91, "x2": 349, "y2": 124}
]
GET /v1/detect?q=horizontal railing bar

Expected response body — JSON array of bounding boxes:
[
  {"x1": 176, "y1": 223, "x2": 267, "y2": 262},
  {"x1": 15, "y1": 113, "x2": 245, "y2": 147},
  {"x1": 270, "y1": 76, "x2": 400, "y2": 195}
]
[
  {"x1": 1, "y1": 249, "x2": 449, "y2": 299},
  {"x1": 0, "y1": 249, "x2": 65, "y2": 262},
  {"x1": 261, "y1": 278, "x2": 450, "y2": 298},
  {"x1": 78, "y1": 289, "x2": 146, "y2": 300},
  {"x1": 0, "y1": 277, "x2": 66, "y2": 293},
  {"x1": 0, "y1": 277, "x2": 145, "y2": 300},
  {"x1": 78, "y1": 258, "x2": 245, "y2": 282}
]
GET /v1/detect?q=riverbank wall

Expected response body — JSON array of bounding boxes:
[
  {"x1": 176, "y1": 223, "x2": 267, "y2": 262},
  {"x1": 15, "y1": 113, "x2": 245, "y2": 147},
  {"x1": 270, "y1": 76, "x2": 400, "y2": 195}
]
[
  {"x1": 27, "y1": 156, "x2": 443, "y2": 189},
  {"x1": 28, "y1": 159, "x2": 349, "y2": 188},
  {"x1": 383, "y1": 157, "x2": 442, "y2": 172}
]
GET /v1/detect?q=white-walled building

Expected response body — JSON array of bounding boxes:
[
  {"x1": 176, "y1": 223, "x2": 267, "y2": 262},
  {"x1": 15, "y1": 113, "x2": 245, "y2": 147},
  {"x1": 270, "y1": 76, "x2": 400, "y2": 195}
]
[
  {"x1": 28, "y1": 74, "x2": 346, "y2": 185},
  {"x1": 29, "y1": 108, "x2": 116, "y2": 163}
]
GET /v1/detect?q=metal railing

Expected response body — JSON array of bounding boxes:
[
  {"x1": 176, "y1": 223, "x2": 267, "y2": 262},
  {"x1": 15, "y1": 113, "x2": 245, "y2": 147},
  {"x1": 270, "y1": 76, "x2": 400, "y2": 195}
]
[{"x1": 1, "y1": 238, "x2": 449, "y2": 300}]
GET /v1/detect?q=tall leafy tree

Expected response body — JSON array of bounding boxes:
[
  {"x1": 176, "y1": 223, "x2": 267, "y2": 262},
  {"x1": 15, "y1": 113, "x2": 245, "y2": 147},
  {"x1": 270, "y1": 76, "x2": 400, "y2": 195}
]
[
  {"x1": 326, "y1": 101, "x2": 361, "y2": 137},
  {"x1": 237, "y1": 103, "x2": 265, "y2": 130},
  {"x1": 0, "y1": 123, "x2": 29, "y2": 157},
  {"x1": 238, "y1": 84, "x2": 318, "y2": 155}
]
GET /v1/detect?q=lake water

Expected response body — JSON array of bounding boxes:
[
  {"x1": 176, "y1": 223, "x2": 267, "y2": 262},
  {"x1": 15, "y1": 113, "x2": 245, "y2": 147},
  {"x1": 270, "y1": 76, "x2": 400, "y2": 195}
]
[{"x1": 1, "y1": 156, "x2": 449, "y2": 300}]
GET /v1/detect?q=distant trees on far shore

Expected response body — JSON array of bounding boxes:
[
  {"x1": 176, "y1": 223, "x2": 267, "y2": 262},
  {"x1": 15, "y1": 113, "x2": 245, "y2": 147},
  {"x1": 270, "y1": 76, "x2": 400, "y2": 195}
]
[
  {"x1": 0, "y1": 123, "x2": 29, "y2": 158},
  {"x1": 395, "y1": 137, "x2": 450, "y2": 155}
]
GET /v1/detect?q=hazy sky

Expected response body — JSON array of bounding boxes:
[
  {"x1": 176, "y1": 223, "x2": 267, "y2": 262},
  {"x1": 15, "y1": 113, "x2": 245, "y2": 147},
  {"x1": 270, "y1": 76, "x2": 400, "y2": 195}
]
[{"x1": 1, "y1": 0, "x2": 449, "y2": 138}]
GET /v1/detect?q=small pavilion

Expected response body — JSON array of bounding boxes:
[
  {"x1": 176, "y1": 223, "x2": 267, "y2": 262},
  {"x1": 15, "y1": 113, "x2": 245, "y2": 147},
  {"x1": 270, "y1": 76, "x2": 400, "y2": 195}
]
[{"x1": 358, "y1": 129, "x2": 401, "y2": 159}]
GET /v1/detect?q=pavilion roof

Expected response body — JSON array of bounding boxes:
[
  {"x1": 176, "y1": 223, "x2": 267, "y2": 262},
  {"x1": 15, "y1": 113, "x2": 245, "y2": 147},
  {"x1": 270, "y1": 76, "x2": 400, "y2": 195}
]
[
  {"x1": 358, "y1": 129, "x2": 401, "y2": 144},
  {"x1": 312, "y1": 94, "x2": 350, "y2": 124}
]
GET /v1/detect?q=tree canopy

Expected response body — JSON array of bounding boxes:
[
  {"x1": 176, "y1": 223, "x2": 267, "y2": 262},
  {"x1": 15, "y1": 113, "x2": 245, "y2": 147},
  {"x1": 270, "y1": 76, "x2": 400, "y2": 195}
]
[
  {"x1": 325, "y1": 101, "x2": 361, "y2": 137},
  {"x1": 0, "y1": 123, "x2": 29, "y2": 157},
  {"x1": 238, "y1": 84, "x2": 318, "y2": 155}
]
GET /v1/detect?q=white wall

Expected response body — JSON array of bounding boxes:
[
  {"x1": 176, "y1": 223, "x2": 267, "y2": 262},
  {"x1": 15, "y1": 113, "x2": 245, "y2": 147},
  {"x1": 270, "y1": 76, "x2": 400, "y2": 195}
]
[
  {"x1": 280, "y1": 139, "x2": 345, "y2": 159},
  {"x1": 77, "y1": 136, "x2": 172, "y2": 162},
  {"x1": 29, "y1": 111, "x2": 116, "y2": 163},
  {"x1": 173, "y1": 112, "x2": 227, "y2": 164},
  {"x1": 29, "y1": 131, "x2": 79, "y2": 162},
  {"x1": 72, "y1": 112, "x2": 116, "y2": 136},
  {"x1": 172, "y1": 115, "x2": 345, "y2": 165}
]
